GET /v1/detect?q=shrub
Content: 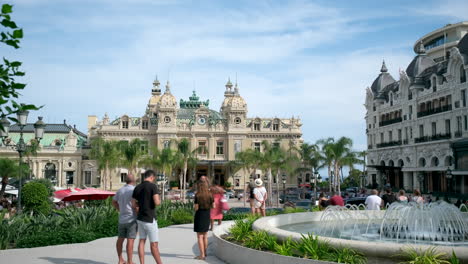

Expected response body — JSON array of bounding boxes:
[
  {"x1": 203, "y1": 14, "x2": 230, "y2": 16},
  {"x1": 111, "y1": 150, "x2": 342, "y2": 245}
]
[
  {"x1": 16, "y1": 228, "x2": 97, "y2": 248},
  {"x1": 274, "y1": 237, "x2": 296, "y2": 256},
  {"x1": 450, "y1": 251, "x2": 460, "y2": 264},
  {"x1": 283, "y1": 207, "x2": 306, "y2": 214},
  {"x1": 244, "y1": 231, "x2": 277, "y2": 251},
  {"x1": 157, "y1": 218, "x2": 174, "y2": 228},
  {"x1": 328, "y1": 247, "x2": 366, "y2": 264},
  {"x1": 171, "y1": 208, "x2": 193, "y2": 224},
  {"x1": 293, "y1": 234, "x2": 331, "y2": 260},
  {"x1": 396, "y1": 247, "x2": 450, "y2": 264},
  {"x1": 21, "y1": 182, "x2": 51, "y2": 215},
  {"x1": 228, "y1": 215, "x2": 259, "y2": 242},
  {"x1": 30, "y1": 178, "x2": 54, "y2": 197}
]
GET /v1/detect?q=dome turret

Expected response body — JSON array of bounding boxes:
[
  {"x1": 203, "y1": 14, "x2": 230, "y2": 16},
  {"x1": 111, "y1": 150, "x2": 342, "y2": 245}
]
[
  {"x1": 370, "y1": 60, "x2": 396, "y2": 94},
  {"x1": 159, "y1": 81, "x2": 177, "y2": 108},
  {"x1": 406, "y1": 42, "x2": 436, "y2": 78}
]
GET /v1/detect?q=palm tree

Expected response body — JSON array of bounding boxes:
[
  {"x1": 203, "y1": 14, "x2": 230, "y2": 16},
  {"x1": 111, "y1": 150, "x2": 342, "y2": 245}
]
[
  {"x1": 90, "y1": 137, "x2": 121, "y2": 190},
  {"x1": 118, "y1": 138, "x2": 148, "y2": 184},
  {"x1": 174, "y1": 138, "x2": 202, "y2": 202},
  {"x1": 317, "y1": 137, "x2": 335, "y2": 193},
  {"x1": 317, "y1": 137, "x2": 356, "y2": 195}
]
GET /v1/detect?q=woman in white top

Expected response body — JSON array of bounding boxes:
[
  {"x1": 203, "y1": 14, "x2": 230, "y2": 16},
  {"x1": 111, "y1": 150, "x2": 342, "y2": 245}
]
[
  {"x1": 412, "y1": 189, "x2": 424, "y2": 204},
  {"x1": 253, "y1": 179, "x2": 267, "y2": 217}
]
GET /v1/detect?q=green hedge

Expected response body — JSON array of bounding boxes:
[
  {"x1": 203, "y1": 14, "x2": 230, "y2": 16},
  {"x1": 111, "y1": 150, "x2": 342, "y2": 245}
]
[{"x1": 21, "y1": 182, "x2": 51, "y2": 215}]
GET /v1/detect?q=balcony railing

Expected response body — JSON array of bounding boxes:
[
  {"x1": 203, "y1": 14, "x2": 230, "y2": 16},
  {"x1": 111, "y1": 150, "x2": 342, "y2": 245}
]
[
  {"x1": 455, "y1": 131, "x2": 463, "y2": 138},
  {"x1": 415, "y1": 133, "x2": 452, "y2": 143},
  {"x1": 417, "y1": 104, "x2": 452, "y2": 118},
  {"x1": 403, "y1": 139, "x2": 409, "y2": 145},
  {"x1": 379, "y1": 117, "x2": 402, "y2": 127},
  {"x1": 377, "y1": 140, "x2": 402, "y2": 148}
]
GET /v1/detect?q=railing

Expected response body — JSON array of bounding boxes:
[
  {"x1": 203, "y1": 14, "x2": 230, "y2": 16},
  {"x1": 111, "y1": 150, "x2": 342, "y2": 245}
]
[
  {"x1": 379, "y1": 117, "x2": 403, "y2": 127},
  {"x1": 455, "y1": 131, "x2": 463, "y2": 138},
  {"x1": 403, "y1": 139, "x2": 409, "y2": 145},
  {"x1": 415, "y1": 133, "x2": 451, "y2": 143},
  {"x1": 417, "y1": 104, "x2": 452, "y2": 118},
  {"x1": 376, "y1": 140, "x2": 402, "y2": 148}
]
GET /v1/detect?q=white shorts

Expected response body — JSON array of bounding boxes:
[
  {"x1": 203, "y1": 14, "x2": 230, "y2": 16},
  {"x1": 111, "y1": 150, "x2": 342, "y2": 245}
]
[{"x1": 137, "y1": 219, "x2": 159, "y2": 242}]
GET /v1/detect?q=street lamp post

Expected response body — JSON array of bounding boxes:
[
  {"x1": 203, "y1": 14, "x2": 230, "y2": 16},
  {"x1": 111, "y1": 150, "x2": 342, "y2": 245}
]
[
  {"x1": 361, "y1": 171, "x2": 367, "y2": 189},
  {"x1": 417, "y1": 172, "x2": 425, "y2": 193},
  {"x1": 281, "y1": 174, "x2": 286, "y2": 204},
  {"x1": 157, "y1": 174, "x2": 167, "y2": 201},
  {"x1": 312, "y1": 170, "x2": 320, "y2": 205},
  {"x1": 263, "y1": 175, "x2": 269, "y2": 207},
  {"x1": 446, "y1": 167, "x2": 453, "y2": 194},
  {"x1": 0, "y1": 114, "x2": 45, "y2": 212}
]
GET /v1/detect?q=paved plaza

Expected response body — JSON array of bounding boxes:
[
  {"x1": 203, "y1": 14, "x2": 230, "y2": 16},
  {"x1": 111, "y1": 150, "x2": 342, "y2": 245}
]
[{"x1": 0, "y1": 223, "x2": 225, "y2": 264}]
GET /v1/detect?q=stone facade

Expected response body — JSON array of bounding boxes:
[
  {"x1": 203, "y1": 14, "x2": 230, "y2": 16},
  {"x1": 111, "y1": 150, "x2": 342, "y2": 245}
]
[
  {"x1": 88, "y1": 78, "x2": 303, "y2": 190},
  {"x1": 0, "y1": 122, "x2": 95, "y2": 188},
  {"x1": 365, "y1": 22, "x2": 468, "y2": 195}
]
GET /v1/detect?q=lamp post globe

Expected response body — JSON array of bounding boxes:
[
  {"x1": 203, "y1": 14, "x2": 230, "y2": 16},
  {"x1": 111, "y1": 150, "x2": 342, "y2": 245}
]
[
  {"x1": 34, "y1": 116, "x2": 46, "y2": 140},
  {"x1": 16, "y1": 110, "x2": 29, "y2": 127}
]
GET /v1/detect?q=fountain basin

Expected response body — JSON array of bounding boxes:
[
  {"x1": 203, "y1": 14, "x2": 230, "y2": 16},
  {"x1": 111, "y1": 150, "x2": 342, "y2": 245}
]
[{"x1": 252, "y1": 211, "x2": 468, "y2": 264}]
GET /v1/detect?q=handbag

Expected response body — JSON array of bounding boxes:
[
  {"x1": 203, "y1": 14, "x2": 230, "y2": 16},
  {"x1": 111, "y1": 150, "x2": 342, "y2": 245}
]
[{"x1": 221, "y1": 196, "x2": 230, "y2": 211}]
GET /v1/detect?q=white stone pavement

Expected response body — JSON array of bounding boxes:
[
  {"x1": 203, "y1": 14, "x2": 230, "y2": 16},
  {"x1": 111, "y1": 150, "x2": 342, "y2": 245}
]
[{"x1": 0, "y1": 224, "x2": 225, "y2": 264}]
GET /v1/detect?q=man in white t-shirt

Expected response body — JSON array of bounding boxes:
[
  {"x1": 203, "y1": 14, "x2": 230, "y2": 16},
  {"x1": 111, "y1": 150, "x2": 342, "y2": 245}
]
[
  {"x1": 253, "y1": 179, "x2": 267, "y2": 217},
  {"x1": 365, "y1": 189, "x2": 382, "y2": 210}
]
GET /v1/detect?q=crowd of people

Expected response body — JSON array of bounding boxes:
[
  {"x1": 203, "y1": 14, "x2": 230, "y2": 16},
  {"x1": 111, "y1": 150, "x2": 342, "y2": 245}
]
[{"x1": 316, "y1": 187, "x2": 468, "y2": 211}]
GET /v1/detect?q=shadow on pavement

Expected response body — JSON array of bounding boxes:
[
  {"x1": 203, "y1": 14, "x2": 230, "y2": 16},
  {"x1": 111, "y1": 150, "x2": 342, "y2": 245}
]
[{"x1": 40, "y1": 257, "x2": 107, "y2": 264}]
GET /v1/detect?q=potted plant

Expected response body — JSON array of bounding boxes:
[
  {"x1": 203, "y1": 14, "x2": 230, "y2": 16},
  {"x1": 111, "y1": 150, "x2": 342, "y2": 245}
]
[{"x1": 170, "y1": 181, "x2": 180, "y2": 190}]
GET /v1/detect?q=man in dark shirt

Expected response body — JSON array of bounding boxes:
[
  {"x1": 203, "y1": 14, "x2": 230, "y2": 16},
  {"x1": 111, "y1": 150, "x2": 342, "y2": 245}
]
[
  {"x1": 132, "y1": 170, "x2": 162, "y2": 264},
  {"x1": 329, "y1": 191, "x2": 345, "y2": 206},
  {"x1": 382, "y1": 188, "x2": 396, "y2": 208}
]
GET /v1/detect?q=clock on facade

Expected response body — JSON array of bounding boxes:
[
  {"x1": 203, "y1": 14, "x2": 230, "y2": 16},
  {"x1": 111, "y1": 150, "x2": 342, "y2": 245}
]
[{"x1": 198, "y1": 116, "x2": 206, "y2": 125}]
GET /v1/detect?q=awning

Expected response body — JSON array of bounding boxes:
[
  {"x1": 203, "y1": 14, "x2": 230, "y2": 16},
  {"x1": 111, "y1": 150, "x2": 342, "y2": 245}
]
[
  {"x1": 61, "y1": 188, "x2": 115, "y2": 201},
  {"x1": 5, "y1": 190, "x2": 18, "y2": 196}
]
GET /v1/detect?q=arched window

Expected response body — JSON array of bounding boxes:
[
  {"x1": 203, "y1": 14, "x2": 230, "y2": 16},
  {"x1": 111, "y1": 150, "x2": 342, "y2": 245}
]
[
  {"x1": 419, "y1": 158, "x2": 426, "y2": 167},
  {"x1": 444, "y1": 156, "x2": 454, "y2": 166},
  {"x1": 461, "y1": 65, "x2": 466, "y2": 83},
  {"x1": 45, "y1": 163, "x2": 57, "y2": 185},
  {"x1": 398, "y1": 159, "x2": 404, "y2": 167},
  {"x1": 431, "y1": 157, "x2": 439, "y2": 167}
]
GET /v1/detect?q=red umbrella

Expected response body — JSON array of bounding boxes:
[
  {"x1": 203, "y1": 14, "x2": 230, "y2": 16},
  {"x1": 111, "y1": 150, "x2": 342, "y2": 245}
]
[
  {"x1": 54, "y1": 188, "x2": 82, "y2": 200},
  {"x1": 61, "y1": 188, "x2": 115, "y2": 201}
]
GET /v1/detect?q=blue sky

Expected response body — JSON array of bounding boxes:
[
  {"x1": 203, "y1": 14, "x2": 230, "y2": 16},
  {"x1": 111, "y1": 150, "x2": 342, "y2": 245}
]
[{"x1": 3, "y1": 0, "x2": 468, "y2": 151}]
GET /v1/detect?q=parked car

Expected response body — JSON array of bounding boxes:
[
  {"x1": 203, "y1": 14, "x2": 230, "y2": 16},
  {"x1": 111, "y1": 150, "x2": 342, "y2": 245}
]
[
  {"x1": 345, "y1": 197, "x2": 367, "y2": 206},
  {"x1": 225, "y1": 190, "x2": 235, "y2": 199},
  {"x1": 280, "y1": 194, "x2": 300, "y2": 204},
  {"x1": 295, "y1": 199, "x2": 314, "y2": 211},
  {"x1": 227, "y1": 207, "x2": 251, "y2": 214},
  {"x1": 235, "y1": 191, "x2": 244, "y2": 199},
  {"x1": 186, "y1": 190, "x2": 195, "y2": 199}
]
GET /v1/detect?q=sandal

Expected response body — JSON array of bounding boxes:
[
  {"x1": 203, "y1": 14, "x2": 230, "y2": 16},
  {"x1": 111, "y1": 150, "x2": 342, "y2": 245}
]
[{"x1": 194, "y1": 256, "x2": 206, "y2": 260}]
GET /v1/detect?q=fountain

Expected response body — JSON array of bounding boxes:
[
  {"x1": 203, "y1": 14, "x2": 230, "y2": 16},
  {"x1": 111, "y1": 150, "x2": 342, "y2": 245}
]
[
  {"x1": 280, "y1": 201, "x2": 468, "y2": 246},
  {"x1": 252, "y1": 201, "x2": 468, "y2": 262}
]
